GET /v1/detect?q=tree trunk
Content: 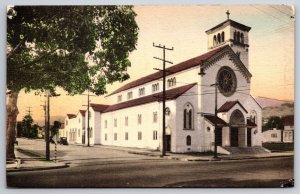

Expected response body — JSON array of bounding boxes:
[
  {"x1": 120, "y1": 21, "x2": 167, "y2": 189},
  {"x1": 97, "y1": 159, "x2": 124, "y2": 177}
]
[{"x1": 6, "y1": 90, "x2": 19, "y2": 160}]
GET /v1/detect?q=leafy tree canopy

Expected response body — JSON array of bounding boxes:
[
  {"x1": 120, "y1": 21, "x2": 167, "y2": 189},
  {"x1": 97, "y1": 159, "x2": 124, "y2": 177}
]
[
  {"x1": 263, "y1": 116, "x2": 284, "y2": 131},
  {"x1": 7, "y1": 6, "x2": 139, "y2": 95}
]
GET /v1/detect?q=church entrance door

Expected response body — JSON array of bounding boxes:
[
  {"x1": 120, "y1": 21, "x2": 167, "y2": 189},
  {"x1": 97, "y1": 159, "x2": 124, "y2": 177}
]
[
  {"x1": 247, "y1": 128, "x2": 252, "y2": 147},
  {"x1": 230, "y1": 127, "x2": 239, "y2": 147},
  {"x1": 215, "y1": 127, "x2": 222, "y2": 146},
  {"x1": 166, "y1": 135, "x2": 171, "y2": 151}
]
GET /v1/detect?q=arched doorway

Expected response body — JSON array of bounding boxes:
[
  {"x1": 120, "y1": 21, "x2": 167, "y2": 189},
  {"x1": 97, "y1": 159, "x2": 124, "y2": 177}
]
[{"x1": 229, "y1": 109, "x2": 245, "y2": 147}]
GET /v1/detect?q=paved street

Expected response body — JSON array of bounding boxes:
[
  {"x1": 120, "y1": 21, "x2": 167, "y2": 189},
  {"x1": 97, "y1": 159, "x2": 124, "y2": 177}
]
[{"x1": 7, "y1": 138, "x2": 294, "y2": 188}]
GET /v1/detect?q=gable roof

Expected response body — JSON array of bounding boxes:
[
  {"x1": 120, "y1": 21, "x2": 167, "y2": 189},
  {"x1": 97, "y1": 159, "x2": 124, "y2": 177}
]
[
  {"x1": 107, "y1": 46, "x2": 227, "y2": 97},
  {"x1": 67, "y1": 114, "x2": 76, "y2": 119},
  {"x1": 90, "y1": 103, "x2": 110, "y2": 113},
  {"x1": 78, "y1": 110, "x2": 86, "y2": 117},
  {"x1": 205, "y1": 19, "x2": 251, "y2": 34},
  {"x1": 104, "y1": 83, "x2": 197, "y2": 113},
  {"x1": 217, "y1": 100, "x2": 248, "y2": 113},
  {"x1": 204, "y1": 115, "x2": 228, "y2": 126}
]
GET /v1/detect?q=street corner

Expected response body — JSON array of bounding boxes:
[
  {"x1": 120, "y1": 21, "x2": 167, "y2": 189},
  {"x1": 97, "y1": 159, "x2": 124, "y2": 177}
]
[{"x1": 6, "y1": 159, "x2": 69, "y2": 173}]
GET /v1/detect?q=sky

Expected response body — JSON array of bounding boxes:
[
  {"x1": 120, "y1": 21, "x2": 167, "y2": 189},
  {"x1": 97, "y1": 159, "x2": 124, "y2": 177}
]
[{"x1": 14, "y1": 5, "x2": 295, "y2": 124}]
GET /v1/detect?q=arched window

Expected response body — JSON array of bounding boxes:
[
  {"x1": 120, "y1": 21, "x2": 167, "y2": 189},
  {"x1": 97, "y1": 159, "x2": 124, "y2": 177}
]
[
  {"x1": 234, "y1": 31, "x2": 237, "y2": 41},
  {"x1": 172, "y1": 77, "x2": 176, "y2": 86},
  {"x1": 186, "y1": 135, "x2": 191, "y2": 146},
  {"x1": 241, "y1": 33, "x2": 244, "y2": 44},
  {"x1": 217, "y1": 33, "x2": 221, "y2": 44},
  {"x1": 237, "y1": 32, "x2": 240, "y2": 43},
  {"x1": 213, "y1": 35, "x2": 217, "y2": 46},
  {"x1": 221, "y1": 31, "x2": 225, "y2": 42},
  {"x1": 183, "y1": 103, "x2": 193, "y2": 129}
]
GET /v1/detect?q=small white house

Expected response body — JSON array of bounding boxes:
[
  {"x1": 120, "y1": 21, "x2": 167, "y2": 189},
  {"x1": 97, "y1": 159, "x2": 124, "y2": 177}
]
[
  {"x1": 262, "y1": 128, "x2": 282, "y2": 143},
  {"x1": 282, "y1": 115, "x2": 294, "y2": 143}
]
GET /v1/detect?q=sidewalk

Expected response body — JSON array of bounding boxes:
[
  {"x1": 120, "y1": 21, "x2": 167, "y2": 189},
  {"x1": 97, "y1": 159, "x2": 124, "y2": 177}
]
[
  {"x1": 96, "y1": 145, "x2": 294, "y2": 162},
  {"x1": 6, "y1": 149, "x2": 68, "y2": 172},
  {"x1": 7, "y1": 139, "x2": 294, "y2": 173}
]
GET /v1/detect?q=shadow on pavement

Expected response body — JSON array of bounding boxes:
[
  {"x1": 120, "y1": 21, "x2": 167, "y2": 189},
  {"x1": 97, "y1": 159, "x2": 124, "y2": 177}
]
[{"x1": 163, "y1": 178, "x2": 294, "y2": 188}]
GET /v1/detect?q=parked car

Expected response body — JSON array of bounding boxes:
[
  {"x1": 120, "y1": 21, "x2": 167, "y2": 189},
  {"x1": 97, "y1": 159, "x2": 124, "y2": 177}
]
[{"x1": 59, "y1": 137, "x2": 68, "y2": 145}]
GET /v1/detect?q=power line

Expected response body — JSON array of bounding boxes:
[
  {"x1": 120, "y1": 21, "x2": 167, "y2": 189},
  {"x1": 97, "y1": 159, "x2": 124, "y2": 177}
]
[{"x1": 268, "y1": 5, "x2": 294, "y2": 18}]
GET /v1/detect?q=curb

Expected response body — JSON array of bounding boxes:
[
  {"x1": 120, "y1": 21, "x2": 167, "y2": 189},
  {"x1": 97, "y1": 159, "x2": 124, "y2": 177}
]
[
  {"x1": 6, "y1": 163, "x2": 69, "y2": 173},
  {"x1": 127, "y1": 150, "x2": 293, "y2": 162}
]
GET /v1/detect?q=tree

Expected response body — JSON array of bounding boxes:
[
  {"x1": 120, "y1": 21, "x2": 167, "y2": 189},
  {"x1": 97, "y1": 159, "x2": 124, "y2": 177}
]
[
  {"x1": 263, "y1": 116, "x2": 284, "y2": 132},
  {"x1": 6, "y1": 6, "x2": 138, "y2": 160},
  {"x1": 51, "y1": 121, "x2": 61, "y2": 137}
]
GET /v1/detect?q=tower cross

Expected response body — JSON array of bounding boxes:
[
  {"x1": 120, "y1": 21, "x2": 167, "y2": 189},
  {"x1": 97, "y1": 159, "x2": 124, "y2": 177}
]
[{"x1": 226, "y1": 10, "x2": 230, "y2": 20}]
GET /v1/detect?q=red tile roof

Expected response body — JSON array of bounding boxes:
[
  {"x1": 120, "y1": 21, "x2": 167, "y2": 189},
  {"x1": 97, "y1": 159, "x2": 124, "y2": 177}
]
[
  {"x1": 104, "y1": 83, "x2": 197, "y2": 113},
  {"x1": 67, "y1": 114, "x2": 76, "y2": 119},
  {"x1": 282, "y1": 115, "x2": 294, "y2": 126},
  {"x1": 79, "y1": 110, "x2": 86, "y2": 117},
  {"x1": 204, "y1": 115, "x2": 228, "y2": 126},
  {"x1": 90, "y1": 103, "x2": 110, "y2": 113},
  {"x1": 217, "y1": 100, "x2": 248, "y2": 113},
  {"x1": 107, "y1": 46, "x2": 227, "y2": 97}
]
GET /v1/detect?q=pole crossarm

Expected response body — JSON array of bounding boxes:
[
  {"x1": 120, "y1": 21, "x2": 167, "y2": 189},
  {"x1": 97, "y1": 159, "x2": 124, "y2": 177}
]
[
  {"x1": 153, "y1": 57, "x2": 173, "y2": 64},
  {"x1": 153, "y1": 42, "x2": 174, "y2": 157}
]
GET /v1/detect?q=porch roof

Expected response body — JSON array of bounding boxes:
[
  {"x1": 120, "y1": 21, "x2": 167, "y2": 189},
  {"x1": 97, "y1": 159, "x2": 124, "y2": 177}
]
[
  {"x1": 204, "y1": 115, "x2": 228, "y2": 126},
  {"x1": 217, "y1": 100, "x2": 248, "y2": 113}
]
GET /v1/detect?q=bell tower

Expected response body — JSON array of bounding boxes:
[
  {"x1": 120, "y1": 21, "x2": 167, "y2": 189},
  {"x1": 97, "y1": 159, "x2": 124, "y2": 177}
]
[{"x1": 205, "y1": 11, "x2": 251, "y2": 68}]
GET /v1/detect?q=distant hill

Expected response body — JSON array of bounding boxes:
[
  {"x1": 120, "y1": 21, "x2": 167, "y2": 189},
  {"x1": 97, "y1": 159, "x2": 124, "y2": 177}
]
[
  {"x1": 254, "y1": 96, "x2": 293, "y2": 108},
  {"x1": 262, "y1": 103, "x2": 294, "y2": 119}
]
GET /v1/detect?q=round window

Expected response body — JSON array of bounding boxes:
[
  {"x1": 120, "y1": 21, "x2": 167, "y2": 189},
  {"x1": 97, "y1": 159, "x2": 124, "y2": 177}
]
[
  {"x1": 217, "y1": 66, "x2": 237, "y2": 97},
  {"x1": 207, "y1": 127, "x2": 211, "y2": 132}
]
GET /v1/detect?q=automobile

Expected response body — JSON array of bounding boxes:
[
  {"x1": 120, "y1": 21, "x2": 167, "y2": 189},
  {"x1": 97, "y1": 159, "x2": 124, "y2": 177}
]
[{"x1": 59, "y1": 137, "x2": 68, "y2": 145}]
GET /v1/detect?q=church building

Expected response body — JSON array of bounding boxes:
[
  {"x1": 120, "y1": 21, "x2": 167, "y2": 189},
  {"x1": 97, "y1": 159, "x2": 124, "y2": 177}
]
[{"x1": 61, "y1": 13, "x2": 263, "y2": 154}]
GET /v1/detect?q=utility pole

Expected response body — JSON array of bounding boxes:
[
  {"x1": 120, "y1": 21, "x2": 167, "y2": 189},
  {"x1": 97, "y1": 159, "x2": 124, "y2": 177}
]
[
  {"x1": 81, "y1": 90, "x2": 97, "y2": 147},
  {"x1": 153, "y1": 42, "x2": 174, "y2": 157},
  {"x1": 26, "y1": 106, "x2": 32, "y2": 116},
  {"x1": 40, "y1": 101, "x2": 46, "y2": 141},
  {"x1": 199, "y1": 66, "x2": 219, "y2": 159},
  {"x1": 87, "y1": 90, "x2": 90, "y2": 147},
  {"x1": 211, "y1": 83, "x2": 219, "y2": 159},
  {"x1": 45, "y1": 92, "x2": 50, "y2": 161}
]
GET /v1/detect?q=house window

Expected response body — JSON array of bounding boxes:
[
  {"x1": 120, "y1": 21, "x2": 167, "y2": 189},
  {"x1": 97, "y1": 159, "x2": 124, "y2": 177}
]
[
  {"x1": 207, "y1": 127, "x2": 211, "y2": 132},
  {"x1": 125, "y1": 132, "x2": 128, "y2": 140},
  {"x1": 127, "y1": 91, "x2": 133, "y2": 100},
  {"x1": 152, "y1": 83, "x2": 159, "y2": 92},
  {"x1": 78, "y1": 129, "x2": 80, "y2": 137},
  {"x1": 153, "y1": 112, "x2": 158, "y2": 123},
  {"x1": 125, "y1": 116, "x2": 128, "y2": 126},
  {"x1": 183, "y1": 103, "x2": 193, "y2": 129},
  {"x1": 139, "y1": 87, "x2": 145, "y2": 96},
  {"x1": 114, "y1": 133, "x2": 117, "y2": 141},
  {"x1": 153, "y1": 130, "x2": 158, "y2": 140},
  {"x1": 66, "y1": 120, "x2": 68, "y2": 126},
  {"x1": 186, "y1": 135, "x2": 191, "y2": 146},
  {"x1": 105, "y1": 120, "x2": 107, "y2": 128},
  {"x1": 105, "y1": 133, "x2": 107, "y2": 141},
  {"x1": 78, "y1": 118, "x2": 80, "y2": 123},
  {"x1": 271, "y1": 133, "x2": 277, "y2": 138},
  {"x1": 117, "y1": 95, "x2": 122, "y2": 102},
  {"x1": 138, "y1": 131, "x2": 142, "y2": 140},
  {"x1": 138, "y1": 114, "x2": 142, "y2": 125},
  {"x1": 114, "y1": 118, "x2": 117, "y2": 127},
  {"x1": 289, "y1": 132, "x2": 293, "y2": 140}
]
